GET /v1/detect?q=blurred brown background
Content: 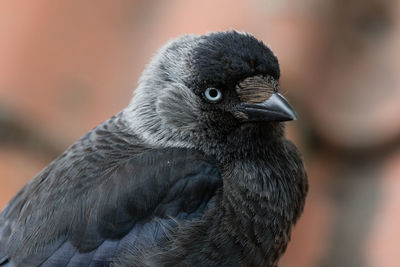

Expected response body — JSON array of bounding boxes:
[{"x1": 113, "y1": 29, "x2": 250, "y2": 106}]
[{"x1": 1, "y1": 0, "x2": 400, "y2": 266}]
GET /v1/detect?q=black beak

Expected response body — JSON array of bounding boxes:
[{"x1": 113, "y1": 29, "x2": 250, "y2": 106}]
[{"x1": 234, "y1": 93, "x2": 297, "y2": 122}]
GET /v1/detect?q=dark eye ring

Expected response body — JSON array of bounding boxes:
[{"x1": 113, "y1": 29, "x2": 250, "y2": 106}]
[{"x1": 204, "y1": 88, "x2": 222, "y2": 102}]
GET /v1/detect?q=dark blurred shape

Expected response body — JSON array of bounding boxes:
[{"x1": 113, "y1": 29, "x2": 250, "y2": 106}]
[
  {"x1": 0, "y1": 109, "x2": 62, "y2": 158},
  {"x1": 297, "y1": 0, "x2": 400, "y2": 151}
]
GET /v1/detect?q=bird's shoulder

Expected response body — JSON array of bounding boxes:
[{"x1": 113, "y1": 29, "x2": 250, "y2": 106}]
[{"x1": 0, "y1": 114, "x2": 222, "y2": 266}]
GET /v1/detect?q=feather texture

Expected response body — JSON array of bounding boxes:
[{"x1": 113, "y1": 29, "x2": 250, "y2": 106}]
[
  {"x1": 0, "y1": 114, "x2": 222, "y2": 266},
  {"x1": 0, "y1": 31, "x2": 307, "y2": 267}
]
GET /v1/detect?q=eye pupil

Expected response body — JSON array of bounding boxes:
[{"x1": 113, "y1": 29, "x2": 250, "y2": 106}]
[
  {"x1": 204, "y1": 87, "x2": 222, "y2": 102},
  {"x1": 209, "y1": 89, "x2": 218, "y2": 98}
]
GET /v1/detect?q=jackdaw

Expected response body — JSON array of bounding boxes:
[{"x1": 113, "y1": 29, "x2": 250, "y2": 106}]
[{"x1": 0, "y1": 31, "x2": 308, "y2": 267}]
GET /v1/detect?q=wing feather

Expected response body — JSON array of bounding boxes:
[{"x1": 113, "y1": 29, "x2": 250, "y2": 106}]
[{"x1": 0, "y1": 116, "x2": 222, "y2": 266}]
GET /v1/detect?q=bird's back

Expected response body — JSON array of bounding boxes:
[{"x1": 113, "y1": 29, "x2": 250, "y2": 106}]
[{"x1": 0, "y1": 114, "x2": 222, "y2": 266}]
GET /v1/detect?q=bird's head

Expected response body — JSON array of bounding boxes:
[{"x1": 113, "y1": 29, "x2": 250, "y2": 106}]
[{"x1": 124, "y1": 31, "x2": 297, "y2": 151}]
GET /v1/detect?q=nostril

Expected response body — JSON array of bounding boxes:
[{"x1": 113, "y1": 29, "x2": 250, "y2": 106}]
[{"x1": 235, "y1": 75, "x2": 278, "y2": 103}]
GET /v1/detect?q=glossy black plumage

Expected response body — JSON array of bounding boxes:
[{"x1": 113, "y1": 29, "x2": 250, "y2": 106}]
[
  {"x1": 0, "y1": 115, "x2": 222, "y2": 266},
  {"x1": 0, "y1": 31, "x2": 307, "y2": 267}
]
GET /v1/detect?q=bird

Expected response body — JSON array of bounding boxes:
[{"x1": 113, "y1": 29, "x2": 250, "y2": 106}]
[{"x1": 0, "y1": 31, "x2": 307, "y2": 267}]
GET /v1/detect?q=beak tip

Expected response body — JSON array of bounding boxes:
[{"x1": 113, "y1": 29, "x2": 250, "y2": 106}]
[
  {"x1": 267, "y1": 93, "x2": 298, "y2": 122},
  {"x1": 288, "y1": 111, "x2": 298, "y2": 121}
]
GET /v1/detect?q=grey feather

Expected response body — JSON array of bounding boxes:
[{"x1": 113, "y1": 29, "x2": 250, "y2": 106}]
[{"x1": 0, "y1": 30, "x2": 307, "y2": 267}]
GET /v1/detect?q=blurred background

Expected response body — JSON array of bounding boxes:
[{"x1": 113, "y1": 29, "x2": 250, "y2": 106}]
[{"x1": 1, "y1": 0, "x2": 400, "y2": 266}]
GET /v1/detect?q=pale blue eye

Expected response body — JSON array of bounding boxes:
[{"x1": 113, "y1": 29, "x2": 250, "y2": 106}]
[{"x1": 204, "y1": 88, "x2": 222, "y2": 102}]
